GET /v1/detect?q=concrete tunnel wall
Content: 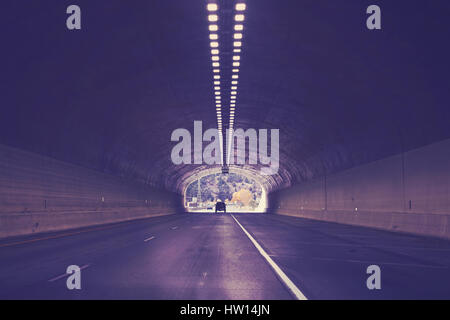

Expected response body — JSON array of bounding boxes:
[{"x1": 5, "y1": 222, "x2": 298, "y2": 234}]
[
  {"x1": 0, "y1": 144, "x2": 182, "y2": 239},
  {"x1": 1, "y1": 138, "x2": 449, "y2": 240},
  {"x1": 269, "y1": 139, "x2": 450, "y2": 239}
]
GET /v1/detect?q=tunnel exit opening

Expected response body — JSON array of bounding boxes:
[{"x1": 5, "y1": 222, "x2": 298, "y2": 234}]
[{"x1": 183, "y1": 169, "x2": 267, "y2": 213}]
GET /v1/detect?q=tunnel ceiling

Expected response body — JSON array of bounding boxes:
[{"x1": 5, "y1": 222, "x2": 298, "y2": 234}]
[{"x1": 1, "y1": 1, "x2": 449, "y2": 194}]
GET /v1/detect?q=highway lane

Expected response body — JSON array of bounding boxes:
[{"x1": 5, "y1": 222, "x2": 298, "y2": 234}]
[
  {"x1": 1, "y1": 213, "x2": 450, "y2": 299},
  {"x1": 0, "y1": 214, "x2": 291, "y2": 299},
  {"x1": 235, "y1": 214, "x2": 450, "y2": 299}
]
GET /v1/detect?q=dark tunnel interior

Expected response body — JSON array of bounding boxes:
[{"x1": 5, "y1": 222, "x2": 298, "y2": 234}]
[{"x1": 0, "y1": 0, "x2": 449, "y2": 300}]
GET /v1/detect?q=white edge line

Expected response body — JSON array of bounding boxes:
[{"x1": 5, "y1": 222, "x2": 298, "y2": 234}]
[
  {"x1": 144, "y1": 236, "x2": 156, "y2": 242},
  {"x1": 231, "y1": 214, "x2": 308, "y2": 300},
  {"x1": 48, "y1": 264, "x2": 91, "y2": 282}
]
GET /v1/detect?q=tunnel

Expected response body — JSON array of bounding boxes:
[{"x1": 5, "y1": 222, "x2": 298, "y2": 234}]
[{"x1": 0, "y1": 0, "x2": 449, "y2": 301}]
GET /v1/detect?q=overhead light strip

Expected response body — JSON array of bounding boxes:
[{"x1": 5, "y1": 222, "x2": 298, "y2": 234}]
[
  {"x1": 206, "y1": 2, "x2": 224, "y2": 164},
  {"x1": 227, "y1": 3, "x2": 246, "y2": 165}
]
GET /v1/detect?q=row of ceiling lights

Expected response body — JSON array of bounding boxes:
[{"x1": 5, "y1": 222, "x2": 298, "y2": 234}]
[{"x1": 206, "y1": 2, "x2": 246, "y2": 165}]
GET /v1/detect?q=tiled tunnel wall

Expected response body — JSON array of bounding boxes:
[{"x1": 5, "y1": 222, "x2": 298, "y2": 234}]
[
  {"x1": 0, "y1": 144, "x2": 182, "y2": 238},
  {"x1": 270, "y1": 139, "x2": 450, "y2": 239}
]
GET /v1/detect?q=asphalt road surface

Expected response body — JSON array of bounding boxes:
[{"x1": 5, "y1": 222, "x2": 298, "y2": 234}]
[{"x1": 1, "y1": 213, "x2": 450, "y2": 299}]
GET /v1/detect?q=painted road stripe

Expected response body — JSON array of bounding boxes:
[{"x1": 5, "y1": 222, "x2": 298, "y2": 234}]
[
  {"x1": 48, "y1": 264, "x2": 91, "y2": 282},
  {"x1": 231, "y1": 214, "x2": 308, "y2": 300},
  {"x1": 144, "y1": 236, "x2": 155, "y2": 242},
  {"x1": 0, "y1": 221, "x2": 138, "y2": 248}
]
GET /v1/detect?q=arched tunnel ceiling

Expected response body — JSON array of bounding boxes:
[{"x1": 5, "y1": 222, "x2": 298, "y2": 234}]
[{"x1": 0, "y1": 1, "x2": 449, "y2": 194}]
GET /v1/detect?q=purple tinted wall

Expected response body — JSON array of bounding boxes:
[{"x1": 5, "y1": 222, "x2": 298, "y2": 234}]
[
  {"x1": 0, "y1": 144, "x2": 181, "y2": 238},
  {"x1": 270, "y1": 139, "x2": 450, "y2": 238}
]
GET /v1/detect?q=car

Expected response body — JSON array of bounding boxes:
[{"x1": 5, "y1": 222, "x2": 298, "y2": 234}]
[{"x1": 215, "y1": 201, "x2": 226, "y2": 214}]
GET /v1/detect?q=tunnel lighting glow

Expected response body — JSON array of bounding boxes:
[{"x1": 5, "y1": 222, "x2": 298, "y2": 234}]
[
  {"x1": 207, "y1": 3, "x2": 218, "y2": 11},
  {"x1": 205, "y1": 3, "x2": 248, "y2": 165},
  {"x1": 236, "y1": 3, "x2": 246, "y2": 11}
]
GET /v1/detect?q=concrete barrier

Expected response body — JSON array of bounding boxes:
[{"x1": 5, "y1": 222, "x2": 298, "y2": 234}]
[
  {"x1": 270, "y1": 139, "x2": 450, "y2": 239},
  {"x1": 0, "y1": 207, "x2": 178, "y2": 239}
]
